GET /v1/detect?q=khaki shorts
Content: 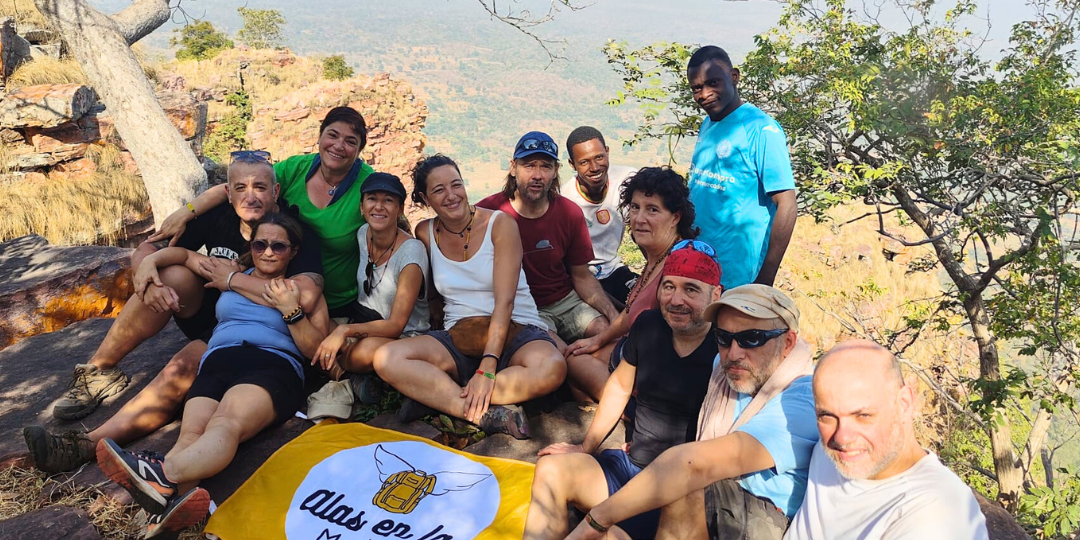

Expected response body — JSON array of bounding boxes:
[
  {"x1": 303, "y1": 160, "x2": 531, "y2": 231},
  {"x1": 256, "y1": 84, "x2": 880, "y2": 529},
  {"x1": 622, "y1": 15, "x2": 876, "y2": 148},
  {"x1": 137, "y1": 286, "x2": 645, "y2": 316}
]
[
  {"x1": 538, "y1": 290, "x2": 604, "y2": 343},
  {"x1": 706, "y1": 479, "x2": 789, "y2": 540}
]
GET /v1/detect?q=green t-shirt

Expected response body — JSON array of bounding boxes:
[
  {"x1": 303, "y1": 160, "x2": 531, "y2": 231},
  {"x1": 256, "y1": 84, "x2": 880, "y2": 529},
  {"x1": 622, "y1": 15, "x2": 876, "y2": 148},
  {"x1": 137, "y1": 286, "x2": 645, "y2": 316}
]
[{"x1": 274, "y1": 153, "x2": 372, "y2": 309}]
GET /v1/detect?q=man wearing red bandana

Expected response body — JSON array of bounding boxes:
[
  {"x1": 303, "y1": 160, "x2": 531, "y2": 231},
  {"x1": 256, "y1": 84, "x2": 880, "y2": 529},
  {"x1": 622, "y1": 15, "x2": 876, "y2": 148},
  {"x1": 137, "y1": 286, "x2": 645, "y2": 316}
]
[{"x1": 524, "y1": 241, "x2": 722, "y2": 540}]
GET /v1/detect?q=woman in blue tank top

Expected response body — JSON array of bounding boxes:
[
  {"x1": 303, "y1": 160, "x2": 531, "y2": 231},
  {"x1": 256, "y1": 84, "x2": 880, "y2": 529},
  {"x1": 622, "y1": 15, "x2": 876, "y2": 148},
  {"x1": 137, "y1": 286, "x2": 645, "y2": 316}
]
[{"x1": 95, "y1": 213, "x2": 329, "y2": 535}]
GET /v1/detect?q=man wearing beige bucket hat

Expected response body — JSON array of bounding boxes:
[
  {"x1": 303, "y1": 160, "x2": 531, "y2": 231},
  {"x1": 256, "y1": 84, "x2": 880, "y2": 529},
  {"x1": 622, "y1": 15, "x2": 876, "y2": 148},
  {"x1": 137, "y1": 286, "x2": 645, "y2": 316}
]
[{"x1": 566, "y1": 284, "x2": 818, "y2": 540}]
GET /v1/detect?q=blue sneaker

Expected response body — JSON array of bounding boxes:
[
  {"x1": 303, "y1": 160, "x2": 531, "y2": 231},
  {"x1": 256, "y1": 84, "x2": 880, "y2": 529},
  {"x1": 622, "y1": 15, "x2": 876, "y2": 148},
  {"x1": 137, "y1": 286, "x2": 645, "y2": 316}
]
[
  {"x1": 96, "y1": 438, "x2": 176, "y2": 514},
  {"x1": 145, "y1": 487, "x2": 210, "y2": 538}
]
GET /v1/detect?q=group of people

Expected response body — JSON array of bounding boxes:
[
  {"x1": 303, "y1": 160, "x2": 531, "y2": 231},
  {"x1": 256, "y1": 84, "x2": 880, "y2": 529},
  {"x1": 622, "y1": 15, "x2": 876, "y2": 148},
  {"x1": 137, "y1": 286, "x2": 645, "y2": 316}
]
[{"x1": 17, "y1": 44, "x2": 989, "y2": 539}]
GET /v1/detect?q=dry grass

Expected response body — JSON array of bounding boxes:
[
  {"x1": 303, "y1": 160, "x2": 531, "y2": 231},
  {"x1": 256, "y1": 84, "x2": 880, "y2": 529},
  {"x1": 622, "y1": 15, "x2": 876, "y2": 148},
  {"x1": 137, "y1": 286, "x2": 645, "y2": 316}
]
[
  {"x1": 0, "y1": 0, "x2": 49, "y2": 29},
  {"x1": 7, "y1": 56, "x2": 87, "y2": 87},
  {"x1": 0, "y1": 143, "x2": 150, "y2": 245},
  {"x1": 0, "y1": 465, "x2": 143, "y2": 539}
]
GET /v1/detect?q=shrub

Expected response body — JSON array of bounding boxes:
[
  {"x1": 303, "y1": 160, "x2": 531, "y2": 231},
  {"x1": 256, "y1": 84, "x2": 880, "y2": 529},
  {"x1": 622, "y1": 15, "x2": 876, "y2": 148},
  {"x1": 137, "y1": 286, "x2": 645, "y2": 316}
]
[
  {"x1": 171, "y1": 21, "x2": 233, "y2": 61},
  {"x1": 323, "y1": 54, "x2": 354, "y2": 81}
]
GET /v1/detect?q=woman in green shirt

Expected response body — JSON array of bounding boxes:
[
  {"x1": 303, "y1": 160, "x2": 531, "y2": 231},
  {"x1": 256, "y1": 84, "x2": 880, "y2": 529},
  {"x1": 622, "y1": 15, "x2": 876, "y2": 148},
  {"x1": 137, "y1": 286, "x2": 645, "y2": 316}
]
[{"x1": 151, "y1": 107, "x2": 374, "y2": 319}]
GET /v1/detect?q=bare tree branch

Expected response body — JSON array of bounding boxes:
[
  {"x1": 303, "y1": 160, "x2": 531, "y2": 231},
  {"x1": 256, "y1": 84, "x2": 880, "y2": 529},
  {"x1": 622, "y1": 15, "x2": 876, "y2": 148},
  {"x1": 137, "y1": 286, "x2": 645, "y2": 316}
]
[
  {"x1": 110, "y1": 0, "x2": 171, "y2": 44},
  {"x1": 474, "y1": 0, "x2": 590, "y2": 64}
]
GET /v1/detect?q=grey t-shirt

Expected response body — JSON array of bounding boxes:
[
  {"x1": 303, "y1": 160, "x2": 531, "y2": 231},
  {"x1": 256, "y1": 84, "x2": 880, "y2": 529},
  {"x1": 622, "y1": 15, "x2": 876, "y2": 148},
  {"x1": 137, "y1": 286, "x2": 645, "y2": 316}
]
[{"x1": 356, "y1": 224, "x2": 431, "y2": 336}]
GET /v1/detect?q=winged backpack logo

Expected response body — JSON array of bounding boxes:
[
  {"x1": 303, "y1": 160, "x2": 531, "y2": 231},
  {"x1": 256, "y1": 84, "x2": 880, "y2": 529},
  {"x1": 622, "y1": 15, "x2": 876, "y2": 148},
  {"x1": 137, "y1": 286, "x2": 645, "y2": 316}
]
[{"x1": 372, "y1": 445, "x2": 492, "y2": 514}]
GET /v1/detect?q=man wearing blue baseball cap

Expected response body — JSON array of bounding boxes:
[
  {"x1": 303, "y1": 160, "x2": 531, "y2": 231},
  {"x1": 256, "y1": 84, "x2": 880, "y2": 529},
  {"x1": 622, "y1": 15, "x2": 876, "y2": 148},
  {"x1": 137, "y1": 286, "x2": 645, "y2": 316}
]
[{"x1": 477, "y1": 131, "x2": 619, "y2": 348}]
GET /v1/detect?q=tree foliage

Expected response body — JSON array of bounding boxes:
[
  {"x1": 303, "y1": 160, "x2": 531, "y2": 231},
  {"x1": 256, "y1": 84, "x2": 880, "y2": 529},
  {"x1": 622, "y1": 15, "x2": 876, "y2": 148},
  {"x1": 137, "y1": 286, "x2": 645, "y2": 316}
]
[
  {"x1": 323, "y1": 54, "x2": 354, "y2": 81},
  {"x1": 170, "y1": 20, "x2": 233, "y2": 61},
  {"x1": 235, "y1": 7, "x2": 286, "y2": 50},
  {"x1": 606, "y1": 0, "x2": 1080, "y2": 523}
]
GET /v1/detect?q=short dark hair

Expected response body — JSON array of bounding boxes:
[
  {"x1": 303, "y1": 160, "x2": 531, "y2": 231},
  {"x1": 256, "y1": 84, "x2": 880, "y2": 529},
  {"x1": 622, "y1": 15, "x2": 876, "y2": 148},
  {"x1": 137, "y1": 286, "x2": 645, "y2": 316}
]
[
  {"x1": 241, "y1": 212, "x2": 304, "y2": 267},
  {"x1": 320, "y1": 106, "x2": 368, "y2": 152},
  {"x1": 502, "y1": 156, "x2": 560, "y2": 202},
  {"x1": 619, "y1": 167, "x2": 700, "y2": 240},
  {"x1": 566, "y1": 126, "x2": 606, "y2": 161},
  {"x1": 687, "y1": 45, "x2": 733, "y2": 71},
  {"x1": 411, "y1": 154, "x2": 461, "y2": 207}
]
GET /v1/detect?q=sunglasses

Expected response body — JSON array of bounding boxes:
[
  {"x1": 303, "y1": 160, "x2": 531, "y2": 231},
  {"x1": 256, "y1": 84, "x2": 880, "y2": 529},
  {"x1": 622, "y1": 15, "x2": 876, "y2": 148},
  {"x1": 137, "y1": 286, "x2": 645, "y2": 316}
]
[
  {"x1": 363, "y1": 262, "x2": 377, "y2": 296},
  {"x1": 231, "y1": 150, "x2": 272, "y2": 164},
  {"x1": 715, "y1": 328, "x2": 788, "y2": 349},
  {"x1": 517, "y1": 138, "x2": 558, "y2": 155},
  {"x1": 672, "y1": 239, "x2": 716, "y2": 257},
  {"x1": 251, "y1": 239, "x2": 291, "y2": 256}
]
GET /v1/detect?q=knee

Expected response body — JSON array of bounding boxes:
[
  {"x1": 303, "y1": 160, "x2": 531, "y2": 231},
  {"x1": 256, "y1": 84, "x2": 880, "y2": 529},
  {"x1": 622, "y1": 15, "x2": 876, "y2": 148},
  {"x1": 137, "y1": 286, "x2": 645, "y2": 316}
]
[
  {"x1": 205, "y1": 413, "x2": 243, "y2": 437},
  {"x1": 371, "y1": 343, "x2": 396, "y2": 377},
  {"x1": 537, "y1": 352, "x2": 567, "y2": 393},
  {"x1": 532, "y1": 455, "x2": 566, "y2": 493}
]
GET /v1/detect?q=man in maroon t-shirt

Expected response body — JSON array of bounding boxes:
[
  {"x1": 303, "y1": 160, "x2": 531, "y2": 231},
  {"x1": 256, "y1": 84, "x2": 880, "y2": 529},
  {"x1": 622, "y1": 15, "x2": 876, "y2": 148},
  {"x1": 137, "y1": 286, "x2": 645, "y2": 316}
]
[{"x1": 477, "y1": 131, "x2": 619, "y2": 347}]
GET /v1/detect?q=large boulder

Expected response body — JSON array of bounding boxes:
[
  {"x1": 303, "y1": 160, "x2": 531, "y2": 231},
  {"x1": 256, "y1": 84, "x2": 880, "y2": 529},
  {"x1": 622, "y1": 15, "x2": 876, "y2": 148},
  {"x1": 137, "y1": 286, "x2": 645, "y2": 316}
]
[
  {"x1": 0, "y1": 18, "x2": 31, "y2": 82},
  {"x1": 0, "y1": 235, "x2": 133, "y2": 349}
]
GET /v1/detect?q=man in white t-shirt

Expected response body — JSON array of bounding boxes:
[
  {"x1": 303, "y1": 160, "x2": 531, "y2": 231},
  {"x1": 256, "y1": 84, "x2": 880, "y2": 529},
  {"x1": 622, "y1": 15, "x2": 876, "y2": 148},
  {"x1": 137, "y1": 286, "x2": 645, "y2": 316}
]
[
  {"x1": 561, "y1": 126, "x2": 639, "y2": 306},
  {"x1": 784, "y1": 340, "x2": 989, "y2": 540}
]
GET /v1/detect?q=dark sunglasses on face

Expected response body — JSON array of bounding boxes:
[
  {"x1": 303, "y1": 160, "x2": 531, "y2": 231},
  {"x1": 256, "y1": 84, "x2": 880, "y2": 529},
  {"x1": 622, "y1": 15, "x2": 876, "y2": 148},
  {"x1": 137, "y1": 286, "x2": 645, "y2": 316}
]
[
  {"x1": 672, "y1": 238, "x2": 717, "y2": 257},
  {"x1": 518, "y1": 138, "x2": 558, "y2": 155},
  {"x1": 251, "y1": 239, "x2": 291, "y2": 256},
  {"x1": 231, "y1": 150, "x2": 272, "y2": 164},
  {"x1": 715, "y1": 327, "x2": 789, "y2": 349}
]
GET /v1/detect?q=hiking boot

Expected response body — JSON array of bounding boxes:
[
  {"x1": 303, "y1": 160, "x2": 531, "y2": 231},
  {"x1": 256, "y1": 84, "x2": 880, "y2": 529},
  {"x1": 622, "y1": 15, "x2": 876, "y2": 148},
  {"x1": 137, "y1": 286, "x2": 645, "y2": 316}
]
[
  {"x1": 397, "y1": 398, "x2": 437, "y2": 423},
  {"x1": 53, "y1": 364, "x2": 129, "y2": 420},
  {"x1": 22, "y1": 425, "x2": 95, "y2": 474},
  {"x1": 145, "y1": 487, "x2": 211, "y2": 539},
  {"x1": 349, "y1": 373, "x2": 384, "y2": 405},
  {"x1": 96, "y1": 438, "x2": 176, "y2": 514},
  {"x1": 478, "y1": 404, "x2": 530, "y2": 440}
]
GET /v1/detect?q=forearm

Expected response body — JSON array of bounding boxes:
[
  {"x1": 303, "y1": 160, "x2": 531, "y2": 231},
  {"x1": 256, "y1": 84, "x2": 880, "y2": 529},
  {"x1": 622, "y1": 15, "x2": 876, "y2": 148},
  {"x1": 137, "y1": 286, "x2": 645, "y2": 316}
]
[
  {"x1": 590, "y1": 434, "x2": 768, "y2": 527},
  {"x1": 756, "y1": 195, "x2": 796, "y2": 285},
  {"x1": 131, "y1": 241, "x2": 160, "y2": 269},
  {"x1": 482, "y1": 299, "x2": 513, "y2": 360},
  {"x1": 582, "y1": 377, "x2": 632, "y2": 453},
  {"x1": 145, "y1": 247, "x2": 194, "y2": 271},
  {"x1": 342, "y1": 320, "x2": 404, "y2": 340},
  {"x1": 287, "y1": 317, "x2": 327, "y2": 359},
  {"x1": 226, "y1": 271, "x2": 273, "y2": 306},
  {"x1": 573, "y1": 273, "x2": 620, "y2": 322},
  {"x1": 186, "y1": 184, "x2": 228, "y2": 216},
  {"x1": 594, "y1": 311, "x2": 629, "y2": 344}
]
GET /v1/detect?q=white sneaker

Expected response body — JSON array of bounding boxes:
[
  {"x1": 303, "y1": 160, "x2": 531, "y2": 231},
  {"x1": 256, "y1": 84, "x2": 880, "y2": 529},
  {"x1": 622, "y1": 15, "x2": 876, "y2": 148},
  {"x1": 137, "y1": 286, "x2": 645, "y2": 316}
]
[{"x1": 306, "y1": 380, "x2": 354, "y2": 421}]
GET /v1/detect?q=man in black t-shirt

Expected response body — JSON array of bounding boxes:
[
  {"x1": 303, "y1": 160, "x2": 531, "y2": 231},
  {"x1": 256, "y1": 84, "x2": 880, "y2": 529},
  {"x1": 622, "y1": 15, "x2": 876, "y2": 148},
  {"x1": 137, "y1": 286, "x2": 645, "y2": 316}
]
[
  {"x1": 525, "y1": 240, "x2": 722, "y2": 540},
  {"x1": 26, "y1": 157, "x2": 322, "y2": 474}
]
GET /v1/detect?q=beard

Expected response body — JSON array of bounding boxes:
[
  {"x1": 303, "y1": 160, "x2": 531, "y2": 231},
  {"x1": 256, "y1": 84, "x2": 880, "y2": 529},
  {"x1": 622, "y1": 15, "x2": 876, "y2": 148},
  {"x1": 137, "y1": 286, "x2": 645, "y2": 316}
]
[
  {"x1": 824, "y1": 419, "x2": 906, "y2": 480},
  {"x1": 720, "y1": 340, "x2": 784, "y2": 395},
  {"x1": 663, "y1": 305, "x2": 709, "y2": 335}
]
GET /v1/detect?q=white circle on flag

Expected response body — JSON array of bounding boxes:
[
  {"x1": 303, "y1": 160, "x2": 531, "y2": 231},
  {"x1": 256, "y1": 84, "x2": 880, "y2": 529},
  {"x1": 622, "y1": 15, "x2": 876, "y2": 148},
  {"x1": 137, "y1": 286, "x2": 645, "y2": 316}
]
[{"x1": 284, "y1": 441, "x2": 500, "y2": 540}]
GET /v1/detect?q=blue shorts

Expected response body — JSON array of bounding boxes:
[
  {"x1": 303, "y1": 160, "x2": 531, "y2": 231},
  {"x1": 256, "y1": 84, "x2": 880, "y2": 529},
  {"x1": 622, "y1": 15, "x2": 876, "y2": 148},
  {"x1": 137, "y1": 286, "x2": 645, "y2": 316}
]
[
  {"x1": 428, "y1": 324, "x2": 555, "y2": 386},
  {"x1": 596, "y1": 449, "x2": 661, "y2": 539}
]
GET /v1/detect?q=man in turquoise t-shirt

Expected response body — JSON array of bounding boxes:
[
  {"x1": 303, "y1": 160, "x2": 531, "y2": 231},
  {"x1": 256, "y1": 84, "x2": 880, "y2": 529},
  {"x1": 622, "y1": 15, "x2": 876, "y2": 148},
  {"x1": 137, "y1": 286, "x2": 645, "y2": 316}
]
[{"x1": 686, "y1": 45, "x2": 797, "y2": 289}]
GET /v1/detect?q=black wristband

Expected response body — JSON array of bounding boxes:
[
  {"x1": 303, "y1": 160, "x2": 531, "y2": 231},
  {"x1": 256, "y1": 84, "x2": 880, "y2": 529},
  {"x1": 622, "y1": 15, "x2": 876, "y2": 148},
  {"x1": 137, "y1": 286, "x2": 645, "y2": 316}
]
[{"x1": 481, "y1": 353, "x2": 500, "y2": 362}]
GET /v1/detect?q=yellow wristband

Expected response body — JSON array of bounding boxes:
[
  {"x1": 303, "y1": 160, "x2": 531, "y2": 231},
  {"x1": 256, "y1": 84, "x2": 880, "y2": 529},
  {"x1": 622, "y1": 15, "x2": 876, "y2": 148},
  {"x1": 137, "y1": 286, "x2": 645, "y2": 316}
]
[{"x1": 186, "y1": 202, "x2": 196, "y2": 215}]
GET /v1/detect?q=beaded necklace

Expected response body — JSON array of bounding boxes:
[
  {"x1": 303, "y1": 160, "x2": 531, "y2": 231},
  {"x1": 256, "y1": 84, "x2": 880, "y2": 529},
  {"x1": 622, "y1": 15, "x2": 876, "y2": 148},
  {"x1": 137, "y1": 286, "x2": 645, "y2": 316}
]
[
  {"x1": 435, "y1": 205, "x2": 476, "y2": 261},
  {"x1": 623, "y1": 238, "x2": 679, "y2": 313}
]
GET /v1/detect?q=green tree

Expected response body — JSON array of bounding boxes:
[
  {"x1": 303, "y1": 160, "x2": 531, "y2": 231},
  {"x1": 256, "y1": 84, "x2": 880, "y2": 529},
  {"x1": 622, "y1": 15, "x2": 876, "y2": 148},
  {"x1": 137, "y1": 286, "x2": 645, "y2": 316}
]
[
  {"x1": 170, "y1": 21, "x2": 233, "y2": 61},
  {"x1": 235, "y1": 7, "x2": 286, "y2": 50},
  {"x1": 323, "y1": 54, "x2": 354, "y2": 81},
  {"x1": 606, "y1": 0, "x2": 1080, "y2": 523}
]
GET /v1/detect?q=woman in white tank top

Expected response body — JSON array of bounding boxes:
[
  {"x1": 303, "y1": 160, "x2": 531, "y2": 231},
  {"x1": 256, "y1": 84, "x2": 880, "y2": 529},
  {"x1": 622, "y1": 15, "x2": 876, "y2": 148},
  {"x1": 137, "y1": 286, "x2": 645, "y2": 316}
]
[{"x1": 372, "y1": 155, "x2": 566, "y2": 439}]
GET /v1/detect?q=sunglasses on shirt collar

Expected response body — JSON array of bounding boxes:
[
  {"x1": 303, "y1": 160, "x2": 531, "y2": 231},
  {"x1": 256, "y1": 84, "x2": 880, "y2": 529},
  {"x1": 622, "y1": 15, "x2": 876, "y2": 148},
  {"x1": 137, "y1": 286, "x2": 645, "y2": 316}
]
[{"x1": 714, "y1": 327, "x2": 789, "y2": 349}]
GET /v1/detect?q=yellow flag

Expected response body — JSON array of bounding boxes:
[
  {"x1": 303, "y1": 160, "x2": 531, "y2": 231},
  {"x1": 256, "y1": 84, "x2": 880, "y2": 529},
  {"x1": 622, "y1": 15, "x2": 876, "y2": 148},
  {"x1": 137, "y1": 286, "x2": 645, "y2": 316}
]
[{"x1": 206, "y1": 422, "x2": 535, "y2": 540}]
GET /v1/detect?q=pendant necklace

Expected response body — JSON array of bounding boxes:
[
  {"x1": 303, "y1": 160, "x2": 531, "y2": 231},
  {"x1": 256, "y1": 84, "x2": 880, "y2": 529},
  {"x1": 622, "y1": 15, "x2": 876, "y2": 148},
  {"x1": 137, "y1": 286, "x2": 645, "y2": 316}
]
[{"x1": 435, "y1": 205, "x2": 476, "y2": 260}]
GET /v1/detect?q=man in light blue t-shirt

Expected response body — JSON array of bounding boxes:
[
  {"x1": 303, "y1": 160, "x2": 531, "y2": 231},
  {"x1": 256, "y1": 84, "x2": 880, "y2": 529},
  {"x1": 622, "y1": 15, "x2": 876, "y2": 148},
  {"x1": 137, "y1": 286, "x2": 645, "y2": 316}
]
[
  {"x1": 566, "y1": 285, "x2": 818, "y2": 540},
  {"x1": 687, "y1": 45, "x2": 798, "y2": 289}
]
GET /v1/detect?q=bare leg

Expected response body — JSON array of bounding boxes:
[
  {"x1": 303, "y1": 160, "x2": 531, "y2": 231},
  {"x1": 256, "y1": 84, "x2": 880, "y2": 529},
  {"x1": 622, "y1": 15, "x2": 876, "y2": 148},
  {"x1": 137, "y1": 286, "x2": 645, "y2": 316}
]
[
  {"x1": 524, "y1": 453, "x2": 610, "y2": 540},
  {"x1": 162, "y1": 384, "x2": 276, "y2": 485},
  {"x1": 88, "y1": 265, "x2": 206, "y2": 370},
  {"x1": 338, "y1": 336, "x2": 394, "y2": 373},
  {"x1": 655, "y1": 489, "x2": 707, "y2": 540},
  {"x1": 566, "y1": 339, "x2": 617, "y2": 403},
  {"x1": 374, "y1": 337, "x2": 566, "y2": 417},
  {"x1": 87, "y1": 340, "x2": 205, "y2": 446},
  {"x1": 582, "y1": 315, "x2": 609, "y2": 339}
]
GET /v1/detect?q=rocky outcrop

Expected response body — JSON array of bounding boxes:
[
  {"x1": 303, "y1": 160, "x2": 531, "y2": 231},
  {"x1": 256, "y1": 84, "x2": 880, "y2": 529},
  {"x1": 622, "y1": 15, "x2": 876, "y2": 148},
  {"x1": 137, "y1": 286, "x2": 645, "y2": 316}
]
[
  {"x1": 0, "y1": 235, "x2": 132, "y2": 349},
  {"x1": 0, "y1": 506, "x2": 102, "y2": 540},
  {"x1": 0, "y1": 18, "x2": 31, "y2": 82},
  {"x1": 0, "y1": 85, "x2": 207, "y2": 181}
]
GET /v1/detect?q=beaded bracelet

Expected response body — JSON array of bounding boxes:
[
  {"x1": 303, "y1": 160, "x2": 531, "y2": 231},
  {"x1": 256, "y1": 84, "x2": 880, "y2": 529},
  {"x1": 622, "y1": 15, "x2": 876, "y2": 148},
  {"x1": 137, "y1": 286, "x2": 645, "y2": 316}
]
[{"x1": 282, "y1": 305, "x2": 304, "y2": 324}]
